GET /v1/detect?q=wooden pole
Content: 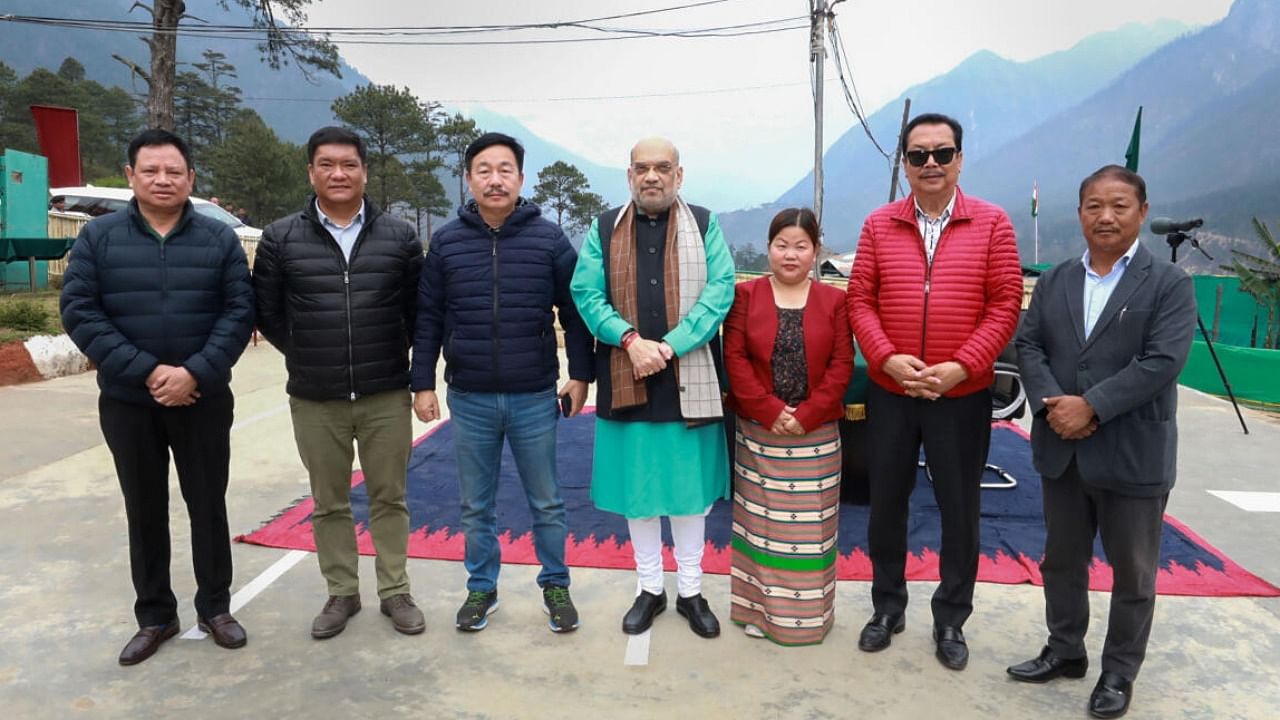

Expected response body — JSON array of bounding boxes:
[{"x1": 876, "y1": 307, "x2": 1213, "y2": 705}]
[{"x1": 888, "y1": 98, "x2": 911, "y2": 202}]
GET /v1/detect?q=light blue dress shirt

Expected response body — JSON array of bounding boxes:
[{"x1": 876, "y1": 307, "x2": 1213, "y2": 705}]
[
  {"x1": 316, "y1": 199, "x2": 365, "y2": 262},
  {"x1": 1081, "y1": 238, "x2": 1140, "y2": 339}
]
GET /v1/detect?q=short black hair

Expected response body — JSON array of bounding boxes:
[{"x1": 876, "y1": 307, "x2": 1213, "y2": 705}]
[
  {"x1": 307, "y1": 126, "x2": 367, "y2": 165},
  {"x1": 768, "y1": 207, "x2": 821, "y2": 249},
  {"x1": 465, "y1": 132, "x2": 525, "y2": 173},
  {"x1": 900, "y1": 113, "x2": 964, "y2": 155},
  {"x1": 127, "y1": 128, "x2": 193, "y2": 170},
  {"x1": 1078, "y1": 164, "x2": 1147, "y2": 206}
]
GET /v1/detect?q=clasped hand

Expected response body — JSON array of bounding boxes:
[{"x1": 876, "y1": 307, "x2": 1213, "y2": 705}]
[
  {"x1": 770, "y1": 405, "x2": 806, "y2": 435},
  {"x1": 1043, "y1": 395, "x2": 1098, "y2": 440},
  {"x1": 147, "y1": 364, "x2": 199, "y2": 407},
  {"x1": 882, "y1": 355, "x2": 968, "y2": 400},
  {"x1": 628, "y1": 337, "x2": 673, "y2": 380}
]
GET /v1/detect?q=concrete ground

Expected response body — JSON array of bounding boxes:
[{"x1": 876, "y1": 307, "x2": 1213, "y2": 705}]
[{"x1": 1, "y1": 343, "x2": 1278, "y2": 720}]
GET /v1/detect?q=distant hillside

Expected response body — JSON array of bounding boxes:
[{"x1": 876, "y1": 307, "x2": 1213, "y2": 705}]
[
  {"x1": 0, "y1": 0, "x2": 630, "y2": 224},
  {"x1": 0, "y1": 0, "x2": 369, "y2": 144},
  {"x1": 718, "y1": 18, "x2": 1193, "y2": 251},
  {"x1": 461, "y1": 107, "x2": 629, "y2": 208},
  {"x1": 964, "y1": 0, "x2": 1280, "y2": 265}
]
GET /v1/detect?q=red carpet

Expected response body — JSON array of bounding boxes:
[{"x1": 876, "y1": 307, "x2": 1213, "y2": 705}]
[{"x1": 239, "y1": 412, "x2": 1279, "y2": 598}]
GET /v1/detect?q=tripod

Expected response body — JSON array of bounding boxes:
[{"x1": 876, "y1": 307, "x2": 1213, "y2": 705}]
[{"x1": 1166, "y1": 231, "x2": 1249, "y2": 434}]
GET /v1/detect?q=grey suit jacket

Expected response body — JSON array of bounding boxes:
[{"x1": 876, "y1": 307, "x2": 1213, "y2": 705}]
[{"x1": 1016, "y1": 242, "x2": 1196, "y2": 496}]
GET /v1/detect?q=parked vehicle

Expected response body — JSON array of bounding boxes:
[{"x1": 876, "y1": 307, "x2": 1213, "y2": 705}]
[{"x1": 49, "y1": 186, "x2": 262, "y2": 241}]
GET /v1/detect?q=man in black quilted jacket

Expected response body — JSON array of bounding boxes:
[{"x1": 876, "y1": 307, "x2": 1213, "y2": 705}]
[
  {"x1": 410, "y1": 132, "x2": 594, "y2": 634},
  {"x1": 61, "y1": 128, "x2": 255, "y2": 665},
  {"x1": 253, "y1": 126, "x2": 425, "y2": 640}
]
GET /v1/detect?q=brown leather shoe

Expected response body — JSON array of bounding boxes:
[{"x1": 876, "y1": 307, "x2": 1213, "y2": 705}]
[
  {"x1": 118, "y1": 620, "x2": 180, "y2": 666},
  {"x1": 198, "y1": 613, "x2": 247, "y2": 649},
  {"x1": 312, "y1": 594, "x2": 361, "y2": 639},
  {"x1": 380, "y1": 594, "x2": 426, "y2": 635}
]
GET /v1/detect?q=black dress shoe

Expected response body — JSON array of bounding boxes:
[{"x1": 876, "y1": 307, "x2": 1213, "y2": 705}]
[
  {"x1": 1088, "y1": 671, "x2": 1133, "y2": 718},
  {"x1": 198, "y1": 613, "x2": 247, "y2": 649},
  {"x1": 857, "y1": 613, "x2": 905, "y2": 652},
  {"x1": 675, "y1": 594, "x2": 720, "y2": 638},
  {"x1": 1007, "y1": 646, "x2": 1088, "y2": 683},
  {"x1": 933, "y1": 625, "x2": 969, "y2": 670},
  {"x1": 118, "y1": 619, "x2": 180, "y2": 666},
  {"x1": 622, "y1": 590, "x2": 667, "y2": 634}
]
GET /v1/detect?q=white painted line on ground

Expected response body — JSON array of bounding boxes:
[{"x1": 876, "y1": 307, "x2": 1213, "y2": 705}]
[
  {"x1": 624, "y1": 630, "x2": 652, "y2": 666},
  {"x1": 182, "y1": 549, "x2": 310, "y2": 640},
  {"x1": 231, "y1": 402, "x2": 289, "y2": 432},
  {"x1": 1207, "y1": 490, "x2": 1280, "y2": 513}
]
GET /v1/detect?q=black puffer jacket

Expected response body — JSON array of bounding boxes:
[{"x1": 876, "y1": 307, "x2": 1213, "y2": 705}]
[
  {"x1": 60, "y1": 200, "x2": 254, "y2": 406},
  {"x1": 253, "y1": 196, "x2": 423, "y2": 401}
]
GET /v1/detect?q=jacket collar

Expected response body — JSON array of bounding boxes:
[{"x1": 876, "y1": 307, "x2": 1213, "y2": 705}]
[
  {"x1": 302, "y1": 194, "x2": 382, "y2": 226},
  {"x1": 458, "y1": 197, "x2": 541, "y2": 234},
  {"x1": 892, "y1": 186, "x2": 972, "y2": 226},
  {"x1": 127, "y1": 198, "x2": 195, "y2": 239}
]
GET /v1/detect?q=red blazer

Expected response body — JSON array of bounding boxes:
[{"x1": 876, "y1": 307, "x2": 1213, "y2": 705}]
[
  {"x1": 846, "y1": 188, "x2": 1023, "y2": 397},
  {"x1": 724, "y1": 276, "x2": 855, "y2": 432}
]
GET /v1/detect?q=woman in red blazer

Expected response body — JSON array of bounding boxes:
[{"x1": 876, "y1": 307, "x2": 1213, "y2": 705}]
[{"x1": 723, "y1": 208, "x2": 855, "y2": 645}]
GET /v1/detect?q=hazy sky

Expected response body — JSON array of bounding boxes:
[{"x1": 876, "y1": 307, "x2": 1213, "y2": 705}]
[{"x1": 306, "y1": 0, "x2": 1234, "y2": 209}]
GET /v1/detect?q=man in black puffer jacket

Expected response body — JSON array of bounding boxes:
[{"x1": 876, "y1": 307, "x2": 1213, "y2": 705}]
[
  {"x1": 61, "y1": 129, "x2": 255, "y2": 665},
  {"x1": 253, "y1": 127, "x2": 425, "y2": 640},
  {"x1": 411, "y1": 133, "x2": 594, "y2": 634}
]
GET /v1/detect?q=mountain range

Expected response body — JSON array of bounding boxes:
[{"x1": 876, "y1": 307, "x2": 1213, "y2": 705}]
[
  {"x1": 0, "y1": 0, "x2": 623, "y2": 208},
  {"x1": 3, "y1": 0, "x2": 1278, "y2": 261},
  {"x1": 721, "y1": 0, "x2": 1280, "y2": 265}
]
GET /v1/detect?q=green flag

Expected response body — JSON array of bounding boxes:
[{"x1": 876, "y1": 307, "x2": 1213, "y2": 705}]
[{"x1": 1124, "y1": 106, "x2": 1143, "y2": 171}]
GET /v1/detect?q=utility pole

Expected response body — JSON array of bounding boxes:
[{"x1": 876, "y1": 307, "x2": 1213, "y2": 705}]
[
  {"x1": 809, "y1": 0, "x2": 843, "y2": 226},
  {"x1": 888, "y1": 98, "x2": 911, "y2": 202},
  {"x1": 810, "y1": 2, "x2": 827, "y2": 225}
]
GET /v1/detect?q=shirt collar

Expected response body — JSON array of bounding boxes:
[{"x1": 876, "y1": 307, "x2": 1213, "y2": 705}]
[
  {"x1": 914, "y1": 192, "x2": 956, "y2": 223},
  {"x1": 1081, "y1": 236, "x2": 1141, "y2": 276},
  {"x1": 315, "y1": 199, "x2": 365, "y2": 229}
]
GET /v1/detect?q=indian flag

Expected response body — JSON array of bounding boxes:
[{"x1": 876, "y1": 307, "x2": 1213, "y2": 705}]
[{"x1": 1031, "y1": 181, "x2": 1039, "y2": 218}]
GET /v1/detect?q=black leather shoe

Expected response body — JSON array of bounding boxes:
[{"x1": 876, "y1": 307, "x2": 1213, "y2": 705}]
[
  {"x1": 622, "y1": 590, "x2": 667, "y2": 634},
  {"x1": 198, "y1": 613, "x2": 247, "y2": 649},
  {"x1": 857, "y1": 613, "x2": 905, "y2": 652},
  {"x1": 1007, "y1": 646, "x2": 1088, "y2": 683},
  {"x1": 1088, "y1": 672, "x2": 1133, "y2": 718},
  {"x1": 118, "y1": 619, "x2": 180, "y2": 666},
  {"x1": 675, "y1": 594, "x2": 720, "y2": 638},
  {"x1": 933, "y1": 625, "x2": 969, "y2": 670}
]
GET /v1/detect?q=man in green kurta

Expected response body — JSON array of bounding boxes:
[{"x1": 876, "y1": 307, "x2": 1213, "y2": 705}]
[{"x1": 570, "y1": 137, "x2": 735, "y2": 638}]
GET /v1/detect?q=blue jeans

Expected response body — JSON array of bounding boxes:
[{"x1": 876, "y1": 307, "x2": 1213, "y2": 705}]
[{"x1": 446, "y1": 386, "x2": 569, "y2": 591}]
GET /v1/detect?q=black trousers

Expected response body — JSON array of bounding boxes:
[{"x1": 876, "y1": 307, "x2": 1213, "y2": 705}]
[
  {"x1": 1041, "y1": 458, "x2": 1167, "y2": 681},
  {"x1": 865, "y1": 383, "x2": 991, "y2": 628},
  {"x1": 99, "y1": 392, "x2": 235, "y2": 626}
]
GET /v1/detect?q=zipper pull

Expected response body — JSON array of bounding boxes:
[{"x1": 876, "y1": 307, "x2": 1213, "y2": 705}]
[
  {"x1": 924, "y1": 280, "x2": 931, "y2": 294},
  {"x1": 343, "y1": 271, "x2": 350, "y2": 285}
]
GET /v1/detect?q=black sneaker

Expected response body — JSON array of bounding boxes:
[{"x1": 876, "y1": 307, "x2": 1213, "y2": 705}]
[
  {"x1": 542, "y1": 585, "x2": 580, "y2": 633},
  {"x1": 456, "y1": 590, "x2": 499, "y2": 632}
]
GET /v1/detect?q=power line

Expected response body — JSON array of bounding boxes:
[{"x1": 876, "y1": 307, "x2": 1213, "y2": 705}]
[
  {"x1": 225, "y1": 77, "x2": 842, "y2": 105},
  {"x1": 0, "y1": 2, "x2": 734, "y2": 34},
  {"x1": 0, "y1": 8, "x2": 808, "y2": 46},
  {"x1": 828, "y1": 18, "x2": 893, "y2": 164}
]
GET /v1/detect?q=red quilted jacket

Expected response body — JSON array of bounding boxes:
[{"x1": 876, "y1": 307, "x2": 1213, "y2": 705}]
[{"x1": 846, "y1": 188, "x2": 1023, "y2": 398}]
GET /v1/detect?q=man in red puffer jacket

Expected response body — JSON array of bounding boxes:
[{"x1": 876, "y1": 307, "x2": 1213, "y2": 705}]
[{"x1": 847, "y1": 112, "x2": 1023, "y2": 671}]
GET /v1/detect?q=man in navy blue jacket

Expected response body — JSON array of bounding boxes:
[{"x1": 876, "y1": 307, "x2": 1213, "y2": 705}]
[
  {"x1": 411, "y1": 132, "x2": 594, "y2": 634},
  {"x1": 61, "y1": 129, "x2": 254, "y2": 665}
]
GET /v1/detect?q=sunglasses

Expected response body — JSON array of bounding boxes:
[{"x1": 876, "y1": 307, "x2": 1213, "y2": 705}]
[{"x1": 904, "y1": 147, "x2": 958, "y2": 167}]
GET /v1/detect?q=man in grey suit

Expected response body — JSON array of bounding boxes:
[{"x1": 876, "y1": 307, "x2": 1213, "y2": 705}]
[{"x1": 1008, "y1": 165, "x2": 1196, "y2": 719}]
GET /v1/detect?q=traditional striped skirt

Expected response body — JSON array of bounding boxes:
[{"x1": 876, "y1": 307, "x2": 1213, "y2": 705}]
[{"x1": 730, "y1": 418, "x2": 841, "y2": 646}]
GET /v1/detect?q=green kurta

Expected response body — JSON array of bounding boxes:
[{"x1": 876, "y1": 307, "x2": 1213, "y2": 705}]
[
  {"x1": 571, "y1": 207, "x2": 737, "y2": 518},
  {"x1": 591, "y1": 419, "x2": 729, "y2": 518}
]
